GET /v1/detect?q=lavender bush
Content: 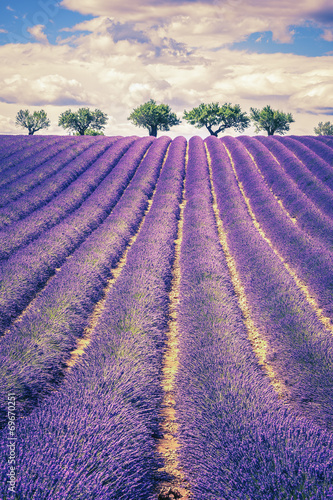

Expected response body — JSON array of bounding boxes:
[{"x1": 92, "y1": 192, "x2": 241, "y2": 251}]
[
  {"x1": 175, "y1": 136, "x2": 333, "y2": 499},
  {"x1": 0, "y1": 136, "x2": 148, "y2": 335},
  {"x1": 255, "y1": 135, "x2": 333, "y2": 218},
  {"x1": 0, "y1": 135, "x2": 171, "y2": 424},
  {"x1": 238, "y1": 136, "x2": 333, "y2": 250},
  {"x1": 0, "y1": 136, "x2": 101, "y2": 209},
  {"x1": 0, "y1": 136, "x2": 187, "y2": 499},
  {"x1": 222, "y1": 136, "x2": 333, "y2": 321}
]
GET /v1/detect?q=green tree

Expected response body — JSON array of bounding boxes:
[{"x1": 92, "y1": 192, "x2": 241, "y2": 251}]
[
  {"x1": 128, "y1": 99, "x2": 181, "y2": 137},
  {"x1": 15, "y1": 109, "x2": 50, "y2": 135},
  {"x1": 58, "y1": 108, "x2": 108, "y2": 135},
  {"x1": 78, "y1": 129, "x2": 105, "y2": 136},
  {"x1": 314, "y1": 121, "x2": 333, "y2": 136},
  {"x1": 250, "y1": 105, "x2": 294, "y2": 135},
  {"x1": 183, "y1": 102, "x2": 250, "y2": 137}
]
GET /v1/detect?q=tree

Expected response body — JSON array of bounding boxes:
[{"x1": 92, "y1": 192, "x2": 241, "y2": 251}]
[
  {"x1": 128, "y1": 99, "x2": 181, "y2": 137},
  {"x1": 15, "y1": 109, "x2": 50, "y2": 135},
  {"x1": 58, "y1": 108, "x2": 108, "y2": 135},
  {"x1": 250, "y1": 105, "x2": 294, "y2": 136},
  {"x1": 314, "y1": 121, "x2": 333, "y2": 136},
  {"x1": 183, "y1": 102, "x2": 250, "y2": 137},
  {"x1": 78, "y1": 129, "x2": 105, "y2": 136}
]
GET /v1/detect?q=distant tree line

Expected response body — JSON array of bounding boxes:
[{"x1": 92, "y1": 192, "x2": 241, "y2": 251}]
[{"x1": 15, "y1": 102, "x2": 332, "y2": 137}]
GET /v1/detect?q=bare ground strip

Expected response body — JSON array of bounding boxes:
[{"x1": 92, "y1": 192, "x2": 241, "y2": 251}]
[
  {"x1": 205, "y1": 143, "x2": 287, "y2": 398},
  {"x1": 224, "y1": 143, "x2": 333, "y2": 337},
  {"x1": 67, "y1": 144, "x2": 171, "y2": 370},
  {"x1": 156, "y1": 143, "x2": 191, "y2": 500}
]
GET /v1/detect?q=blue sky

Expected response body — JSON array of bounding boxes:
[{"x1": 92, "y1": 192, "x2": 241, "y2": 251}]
[
  {"x1": 231, "y1": 26, "x2": 333, "y2": 57},
  {"x1": 0, "y1": 1, "x2": 93, "y2": 44},
  {"x1": 0, "y1": 0, "x2": 332, "y2": 136}
]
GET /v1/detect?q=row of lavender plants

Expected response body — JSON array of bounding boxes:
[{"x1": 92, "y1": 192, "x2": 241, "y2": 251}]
[
  {"x1": 238, "y1": 136, "x2": 333, "y2": 251},
  {"x1": 0, "y1": 137, "x2": 120, "y2": 228},
  {"x1": 0, "y1": 136, "x2": 187, "y2": 499},
  {"x1": 294, "y1": 136, "x2": 333, "y2": 169},
  {"x1": 0, "y1": 135, "x2": 51, "y2": 162},
  {"x1": 0, "y1": 136, "x2": 65, "y2": 182},
  {"x1": 316, "y1": 136, "x2": 333, "y2": 147},
  {"x1": 255, "y1": 136, "x2": 333, "y2": 219},
  {"x1": 0, "y1": 136, "x2": 103, "y2": 213},
  {"x1": 210, "y1": 135, "x2": 333, "y2": 428},
  {"x1": 273, "y1": 136, "x2": 333, "y2": 192},
  {"x1": 175, "y1": 136, "x2": 333, "y2": 499},
  {"x1": 0, "y1": 136, "x2": 150, "y2": 335},
  {"x1": 0, "y1": 137, "x2": 127, "y2": 257},
  {"x1": 222, "y1": 136, "x2": 333, "y2": 321},
  {"x1": 0, "y1": 135, "x2": 170, "y2": 425}
]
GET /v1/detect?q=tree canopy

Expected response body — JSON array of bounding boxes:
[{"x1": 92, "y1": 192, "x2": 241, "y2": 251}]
[
  {"x1": 15, "y1": 109, "x2": 50, "y2": 135},
  {"x1": 183, "y1": 102, "x2": 250, "y2": 137},
  {"x1": 314, "y1": 121, "x2": 333, "y2": 136},
  {"x1": 128, "y1": 99, "x2": 181, "y2": 137},
  {"x1": 58, "y1": 108, "x2": 108, "y2": 135},
  {"x1": 250, "y1": 105, "x2": 294, "y2": 136}
]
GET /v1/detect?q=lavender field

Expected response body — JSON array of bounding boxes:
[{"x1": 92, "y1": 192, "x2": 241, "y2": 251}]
[{"x1": 1, "y1": 134, "x2": 333, "y2": 499}]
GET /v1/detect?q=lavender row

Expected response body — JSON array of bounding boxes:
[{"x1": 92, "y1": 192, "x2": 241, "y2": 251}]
[
  {"x1": 0, "y1": 137, "x2": 187, "y2": 500},
  {"x1": 0, "y1": 136, "x2": 65, "y2": 182},
  {"x1": 316, "y1": 136, "x2": 333, "y2": 147},
  {"x1": 0, "y1": 135, "x2": 49, "y2": 163},
  {"x1": 272, "y1": 136, "x2": 333, "y2": 192},
  {"x1": 238, "y1": 136, "x2": 333, "y2": 251},
  {"x1": 293, "y1": 135, "x2": 333, "y2": 167},
  {"x1": 223, "y1": 136, "x2": 333, "y2": 320},
  {"x1": 0, "y1": 135, "x2": 171, "y2": 426},
  {"x1": 0, "y1": 137, "x2": 134, "y2": 259},
  {"x1": 0, "y1": 137, "x2": 119, "y2": 228},
  {"x1": 0, "y1": 136, "x2": 101, "y2": 210},
  {"x1": 175, "y1": 135, "x2": 333, "y2": 499},
  {"x1": 255, "y1": 136, "x2": 333, "y2": 218},
  {"x1": 0, "y1": 136, "x2": 149, "y2": 335},
  {"x1": 208, "y1": 135, "x2": 333, "y2": 428}
]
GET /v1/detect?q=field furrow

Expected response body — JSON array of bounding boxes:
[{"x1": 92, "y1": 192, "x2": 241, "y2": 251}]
[
  {"x1": 273, "y1": 136, "x2": 333, "y2": 191},
  {"x1": 0, "y1": 135, "x2": 170, "y2": 427},
  {"x1": 1, "y1": 134, "x2": 333, "y2": 500},
  {"x1": 0, "y1": 137, "x2": 120, "y2": 228},
  {"x1": 156, "y1": 142, "x2": 190, "y2": 500},
  {"x1": 207, "y1": 136, "x2": 333, "y2": 428},
  {"x1": 0, "y1": 136, "x2": 49, "y2": 161},
  {"x1": 0, "y1": 136, "x2": 111, "y2": 213},
  {"x1": 238, "y1": 136, "x2": 333, "y2": 251},
  {"x1": 255, "y1": 136, "x2": 333, "y2": 219},
  {"x1": 0, "y1": 136, "x2": 69, "y2": 183},
  {"x1": 293, "y1": 135, "x2": 333, "y2": 165},
  {"x1": 0, "y1": 136, "x2": 187, "y2": 500},
  {"x1": 0, "y1": 137, "x2": 136, "y2": 258},
  {"x1": 175, "y1": 135, "x2": 333, "y2": 499},
  {"x1": 0, "y1": 136, "x2": 149, "y2": 335},
  {"x1": 223, "y1": 136, "x2": 333, "y2": 323}
]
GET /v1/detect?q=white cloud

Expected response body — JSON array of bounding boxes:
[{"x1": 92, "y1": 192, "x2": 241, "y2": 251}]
[
  {"x1": 59, "y1": 0, "x2": 332, "y2": 46},
  {"x1": 0, "y1": 31, "x2": 332, "y2": 138},
  {"x1": 0, "y1": 1, "x2": 333, "y2": 137},
  {"x1": 27, "y1": 24, "x2": 48, "y2": 44},
  {"x1": 321, "y1": 29, "x2": 333, "y2": 41}
]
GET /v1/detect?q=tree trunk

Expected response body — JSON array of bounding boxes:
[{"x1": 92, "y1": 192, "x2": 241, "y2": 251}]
[
  {"x1": 206, "y1": 125, "x2": 218, "y2": 137},
  {"x1": 148, "y1": 125, "x2": 157, "y2": 137},
  {"x1": 28, "y1": 130, "x2": 34, "y2": 135}
]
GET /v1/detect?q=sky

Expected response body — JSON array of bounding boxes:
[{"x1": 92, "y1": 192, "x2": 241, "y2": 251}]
[{"x1": 0, "y1": 0, "x2": 332, "y2": 137}]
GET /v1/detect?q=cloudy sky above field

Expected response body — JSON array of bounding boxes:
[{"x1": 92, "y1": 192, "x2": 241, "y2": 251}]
[{"x1": 0, "y1": 0, "x2": 332, "y2": 137}]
